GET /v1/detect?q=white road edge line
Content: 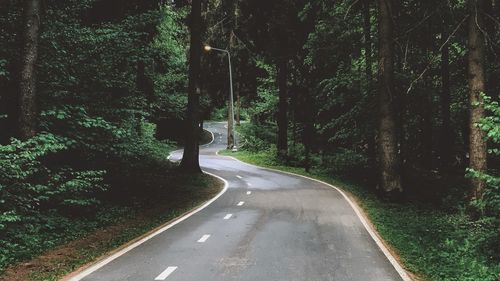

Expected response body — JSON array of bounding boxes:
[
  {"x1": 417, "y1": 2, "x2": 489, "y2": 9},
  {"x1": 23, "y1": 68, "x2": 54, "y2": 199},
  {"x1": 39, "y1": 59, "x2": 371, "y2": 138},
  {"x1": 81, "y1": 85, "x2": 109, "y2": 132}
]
[
  {"x1": 166, "y1": 128, "x2": 214, "y2": 161},
  {"x1": 64, "y1": 172, "x2": 228, "y2": 281},
  {"x1": 154, "y1": 266, "x2": 178, "y2": 280},
  {"x1": 216, "y1": 151, "x2": 412, "y2": 281},
  {"x1": 246, "y1": 191, "x2": 251, "y2": 195},
  {"x1": 237, "y1": 201, "x2": 245, "y2": 206},
  {"x1": 203, "y1": 129, "x2": 215, "y2": 146},
  {"x1": 223, "y1": 214, "x2": 233, "y2": 219},
  {"x1": 197, "y1": 234, "x2": 211, "y2": 243}
]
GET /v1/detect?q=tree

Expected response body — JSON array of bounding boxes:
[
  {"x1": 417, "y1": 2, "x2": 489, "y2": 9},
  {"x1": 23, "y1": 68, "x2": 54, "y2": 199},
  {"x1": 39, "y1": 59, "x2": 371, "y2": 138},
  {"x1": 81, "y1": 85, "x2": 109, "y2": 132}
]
[
  {"x1": 377, "y1": 0, "x2": 402, "y2": 194},
  {"x1": 18, "y1": 0, "x2": 41, "y2": 139},
  {"x1": 467, "y1": 0, "x2": 488, "y2": 200},
  {"x1": 440, "y1": 6, "x2": 452, "y2": 169},
  {"x1": 180, "y1": 0, "x2": 202, "y2": 173}
]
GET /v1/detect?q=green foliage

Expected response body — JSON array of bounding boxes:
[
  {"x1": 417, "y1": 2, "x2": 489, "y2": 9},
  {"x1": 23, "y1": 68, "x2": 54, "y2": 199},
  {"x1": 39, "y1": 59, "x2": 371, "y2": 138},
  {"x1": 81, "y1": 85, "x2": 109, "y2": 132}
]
[
  {"x1": 210, "y1": 107, "x2": 228, "y2": 121},
  {"x1": 113, "y1": 121, "x2": 174, "y2": 170},
  {"x1": 320, "y1": 148, "x2": 368, "y2": 176},
  {"x1": 466, "y1": 93, "x2": 500, "y2": 250},
  {"x1": 0, "y1": 134, "x2": 107, "y2": 269},
  {"x1": 468, "y1": 94, "x2": 500, "y2": 205},
  {"x1": 477, "y1": 94, "x2": 500, "y2": 147},
  {"x1": 152, "y1": 5, "x2": 189, "y2": 120},
  {"x1": 0, "y1": 0, "x2": 190, "y2": 273},
  {"x1": 237, "y1": 122, "x2": 276, "y2": 152},
  {"x1": 237, "y1": 122, "x2": 367, "y2": 178},
  {"x1": 247, "y1": 60, "x2": 278, "y2": 124},
  {"x1": 0, "y1": 59, "x2": 7, "y2": 77}
]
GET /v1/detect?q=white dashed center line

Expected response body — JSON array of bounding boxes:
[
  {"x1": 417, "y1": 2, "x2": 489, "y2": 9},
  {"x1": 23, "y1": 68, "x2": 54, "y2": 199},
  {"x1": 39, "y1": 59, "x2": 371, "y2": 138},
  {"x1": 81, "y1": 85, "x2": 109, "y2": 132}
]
[
  {"x1": 223, "y1": 214, "x2": 233, "y2": 220},
  {"x1": 197, "y1": 234, "x2": 211, "y2": 243},
  {"x1": 246, "y1": 191, "x2": 251, "y2": 195},
  {"x1": 154, "y1": 266, "x2": 177, "y2": 280},
  {"x1": 237, "y1": 201, "x2": 245, "y2": 206},
  {"x1": 236, "y1": 175, "x2": 243, "y2": 179}
]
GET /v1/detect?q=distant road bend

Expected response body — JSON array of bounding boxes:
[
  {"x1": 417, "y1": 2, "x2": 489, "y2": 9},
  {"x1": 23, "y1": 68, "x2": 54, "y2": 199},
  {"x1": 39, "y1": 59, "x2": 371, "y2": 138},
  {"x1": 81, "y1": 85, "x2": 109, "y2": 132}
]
[{"x1": 69, "y1": 122, "x2": 410, "y2": 281}]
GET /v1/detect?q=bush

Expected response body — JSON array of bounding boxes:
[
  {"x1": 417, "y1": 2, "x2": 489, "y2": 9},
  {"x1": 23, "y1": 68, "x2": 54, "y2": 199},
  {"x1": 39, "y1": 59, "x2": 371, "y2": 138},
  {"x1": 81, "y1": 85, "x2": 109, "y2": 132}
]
[
  {"x1": 319, "y1": 148, "x2": 368, "y2": 177},
  {"x1": 0, "y1": 133, "x2": 107, "y2": 269},
  {"x1": 237, "y1": 122, "x2": 276, "y2": 152}
]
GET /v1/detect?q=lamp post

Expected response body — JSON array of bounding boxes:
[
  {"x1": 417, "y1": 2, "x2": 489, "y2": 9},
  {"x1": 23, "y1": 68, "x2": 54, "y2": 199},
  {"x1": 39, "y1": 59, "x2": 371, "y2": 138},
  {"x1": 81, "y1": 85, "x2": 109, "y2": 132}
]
[{"x1": 204, "y1": 45, "x2": 237, "y2": 151}]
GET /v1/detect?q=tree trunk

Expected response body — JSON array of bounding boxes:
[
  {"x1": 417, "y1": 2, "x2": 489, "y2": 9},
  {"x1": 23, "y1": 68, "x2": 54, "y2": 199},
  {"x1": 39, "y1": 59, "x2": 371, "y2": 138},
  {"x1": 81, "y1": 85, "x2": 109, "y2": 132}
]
[
  {"x1": 236, "y1": 90, "x2": 241, "y2": 125},
  {"x1": 363, "y1": 0, "x2": 377, "y2": 180},
  {"x1": 440, "y1": 14, "x2": 453, "y2": 170},
  {"x1": 467, "y1": 0, "x2": 488, "y2": 200},
  {"x1": 277, "y1": 59, "x2": 288, "y2": 159},
  {"x1": 377, "y1": 0, "x2": 403, "y2": 194},
  {"x1": 304, "y1": 121, "x2": 312, "y2": 173},
  {"x1": 421, "y1": 71, "x2": 433, "y2": 169},
  {"x1": 363, "y1": 0, "x2": 373, "y2": 86},
  {"x1": 180, "y1": 0, "x2": 202, "y2": 173},
  {"x1": 18, "y1": 0, "x2": 41, "y2": 139}
]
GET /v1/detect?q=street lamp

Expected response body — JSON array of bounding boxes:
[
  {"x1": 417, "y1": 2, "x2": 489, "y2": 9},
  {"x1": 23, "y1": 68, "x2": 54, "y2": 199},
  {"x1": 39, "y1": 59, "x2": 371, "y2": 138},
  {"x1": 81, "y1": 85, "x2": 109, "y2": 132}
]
[{"x1": 204, "y1": 44, "x2": 237, "y2": 152}]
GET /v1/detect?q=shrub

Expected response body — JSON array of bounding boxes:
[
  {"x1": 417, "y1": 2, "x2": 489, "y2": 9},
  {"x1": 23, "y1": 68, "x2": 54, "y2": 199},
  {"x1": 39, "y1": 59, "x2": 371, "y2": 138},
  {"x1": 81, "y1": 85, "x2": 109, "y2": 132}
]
[
  {"x1": 320, "y1": 148, "x2": 368, "y2": 177},
  {"x1": 237, "y1": 122, "x2": 276, "y2": 152},
  {"x1": 0, "y1": 133, "x2": 107, "y2": 269}
]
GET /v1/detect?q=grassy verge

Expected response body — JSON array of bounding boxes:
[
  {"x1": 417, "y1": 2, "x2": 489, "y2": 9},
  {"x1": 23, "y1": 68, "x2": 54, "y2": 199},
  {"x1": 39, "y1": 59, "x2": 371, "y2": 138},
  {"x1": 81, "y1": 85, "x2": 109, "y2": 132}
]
[
  {"x1": 219, "y1": 149, "x2": 499, "y2": 281},
  {"x1": 0, "y1": 170, "x2": 222, "y2": 281}
]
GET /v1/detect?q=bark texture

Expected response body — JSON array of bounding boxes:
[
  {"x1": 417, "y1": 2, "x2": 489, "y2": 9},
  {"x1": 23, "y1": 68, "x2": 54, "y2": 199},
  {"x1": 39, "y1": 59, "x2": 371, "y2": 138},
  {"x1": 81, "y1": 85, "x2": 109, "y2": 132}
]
[
  {"x1": 440, "y1": 14, "x2": 453, "y2": 169},
  {"x1": 467, "y1": 0, "x2": 488, "y2": 200},
  {"x1": 180, "y1": 0, "x2": 202, "y2": 173},
  {"x1": 19, "y1": 0, "x2": 41, "y2": 139},
  {"x1": 377, "y1": 0, "x2": 402, "y2": 193},
  {"x1": 363, "y1": 0, "x2": 377, "y2": 179}
]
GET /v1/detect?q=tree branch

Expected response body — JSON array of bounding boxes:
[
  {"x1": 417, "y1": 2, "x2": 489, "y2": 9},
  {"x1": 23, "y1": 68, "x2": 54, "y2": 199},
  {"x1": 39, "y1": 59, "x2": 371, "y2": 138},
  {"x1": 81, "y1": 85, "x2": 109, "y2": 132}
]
[{"x1": 406, "y1": 15, "x2": 468, "y2": 94}]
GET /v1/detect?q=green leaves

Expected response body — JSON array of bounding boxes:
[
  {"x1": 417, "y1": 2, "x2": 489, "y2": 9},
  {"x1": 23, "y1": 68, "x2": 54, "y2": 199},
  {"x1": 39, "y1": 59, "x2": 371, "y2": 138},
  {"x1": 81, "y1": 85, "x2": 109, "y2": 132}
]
[
  {"x1": 477, "y1": 94, "x2": 500, "y2": 144},
  {"x1": 467, "y1": 92, "x2": 500, "y2": 208},
  {"x1": 0, "y1": 59, "x2": 8, "y2": 77},
  {"x1": 0, "y1": 133, "x2": 108, "y2": 269}
]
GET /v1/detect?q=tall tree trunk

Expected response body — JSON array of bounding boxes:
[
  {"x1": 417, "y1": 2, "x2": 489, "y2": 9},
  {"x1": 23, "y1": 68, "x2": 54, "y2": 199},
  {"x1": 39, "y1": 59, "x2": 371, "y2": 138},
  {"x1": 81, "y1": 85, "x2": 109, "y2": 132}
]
[
  {"x1": 363, "y1": 0, "x2": 373, "y2": 86},
  {"x1": 236, "y1": 89, "x2": 241, "y2": 125},
  {"x1": 467, "y1": 0, "x2": 487, "y2": 200},
  {"x1": 277, "y1": 59, "x2": 288, "y2": 159},
  {"x1": 377, "y1": 0, "x2": 403, "y2": 194},
  {"x1": 303, "y1": 83, "x2": 313, "y2": 173},
  {"x1": 440, "y1": 14, "x2": 453, "y2": 170},
  {"x1": 421, "y1": 54, "x2": 433, "y2": 169},
  {"x1": 421, "y1": 2, "x2": 435, "y2": 170},
  {"x1": 363, "y1": 0, "x2": 377, "y2": 180},
  {"x1": 180, "y1": 0, "x2": 202, "y2": 173},
  {"x1": 18, "y1": 0, "x2": 41, "y2": 139}
]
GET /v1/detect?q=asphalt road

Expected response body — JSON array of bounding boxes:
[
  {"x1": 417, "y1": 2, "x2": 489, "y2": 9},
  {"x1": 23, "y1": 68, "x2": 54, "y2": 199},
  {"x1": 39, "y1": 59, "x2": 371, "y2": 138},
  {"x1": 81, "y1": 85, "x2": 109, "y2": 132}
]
[{"x1": 72, "y1": 122, "x2": 408, "y2": 281}]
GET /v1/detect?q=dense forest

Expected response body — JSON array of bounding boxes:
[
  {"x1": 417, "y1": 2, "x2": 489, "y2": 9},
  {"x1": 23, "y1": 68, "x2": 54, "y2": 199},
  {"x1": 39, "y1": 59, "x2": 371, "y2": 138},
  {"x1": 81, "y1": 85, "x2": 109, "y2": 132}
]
[{"x1": 0, "y1": 0, "x2": 499, "y2": 280}]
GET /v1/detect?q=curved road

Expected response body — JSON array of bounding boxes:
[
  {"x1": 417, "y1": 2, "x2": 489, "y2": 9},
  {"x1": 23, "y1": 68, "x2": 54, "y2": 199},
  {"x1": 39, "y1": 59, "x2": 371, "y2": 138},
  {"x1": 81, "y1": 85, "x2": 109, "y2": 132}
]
[{"x1": 72, "y1": 122, "x2": 407, "y2": 281}]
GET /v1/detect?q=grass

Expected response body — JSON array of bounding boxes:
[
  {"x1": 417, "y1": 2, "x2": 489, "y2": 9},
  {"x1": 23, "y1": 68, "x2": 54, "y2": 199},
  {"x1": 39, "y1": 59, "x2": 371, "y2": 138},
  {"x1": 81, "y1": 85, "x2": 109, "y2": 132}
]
[{"x1": 219, "y1": 149, "x2": 500, "y2": 281}]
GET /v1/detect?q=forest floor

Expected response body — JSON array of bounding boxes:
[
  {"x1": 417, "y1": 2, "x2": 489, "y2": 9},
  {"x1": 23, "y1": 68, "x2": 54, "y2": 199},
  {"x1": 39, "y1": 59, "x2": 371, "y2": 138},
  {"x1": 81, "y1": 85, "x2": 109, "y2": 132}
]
[
  {"x1": 219, "y1": 149, "x2": 499, "y2": 281},
  {"x1": 0, "y1": 172, "x2": 223, "y2": 281}
]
